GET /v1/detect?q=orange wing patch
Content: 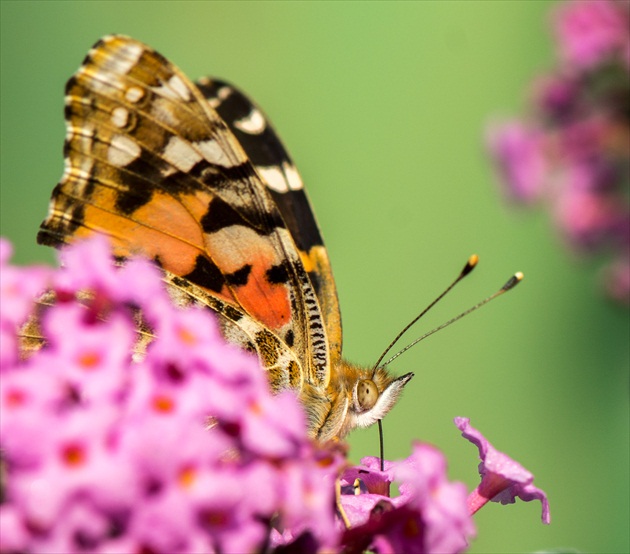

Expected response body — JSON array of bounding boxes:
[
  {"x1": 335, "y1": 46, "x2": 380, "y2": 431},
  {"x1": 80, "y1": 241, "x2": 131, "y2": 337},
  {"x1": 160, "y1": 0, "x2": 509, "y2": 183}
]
[{"x1": 204, "y1": 225, "x2": 292, "y2": 331}]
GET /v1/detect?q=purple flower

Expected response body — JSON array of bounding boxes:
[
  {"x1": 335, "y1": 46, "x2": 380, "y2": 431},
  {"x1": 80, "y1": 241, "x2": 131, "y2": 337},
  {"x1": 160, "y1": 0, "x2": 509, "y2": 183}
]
[
  {"x1": 340, "y1": 444, "x2": 475, "y2": 554},
  {"x1": 342, "y1": 504, "x2": 425, "y2": 554},
  {"x1": 341, "y1": 456, "x2": 395, "y2": 499},
  {"x1": 7, "y1": 405, "x2": 127, "y2": 531},
  {"x1": 41, "y1": 302, "x2": 135, "y2": 403},
  {"x1": 0, "y1": 238, "x2": 52, "y2": 367},
  {"x1": 553, "y1": 0, "x2": 630, "y2": 70},
  {"x1": 533, "y1": 73, "x2": 580, "y2": 121},
  {"x1": 117, "y1": 485, "x2": 200, "y2": 553},
  {"x1": 395, "y1": 444, "x2": 474, "y2": 554},
  {"x1": 339, "y1": 456, "x2": 399, "y2": 533},
  {"x1": 554, "y1": 180, "x2": 626, "y2": 251},
  {"x1": 454, "y1": 417, "x2": 550, "y2": 524},
  {"x1": 0, "y1": 505, "x2": 28, "y2": 553},
  {"x1": 487, "y1": 121, "x2": 547, "y2": 203},
  {"x1": 0, "y1": 237, "x2": 342, "y2": 553},
  {"x1": 0, "y1": 363, "x2": 75, "y2": 469},
  {"x1": 0, "y1": 240, "x2": 52, "y2": 329},
  {"x1": 556, "y1": 117, "x2": 618, "y2": 173},
  {"x1": 240, "y1": 389, "x2": 308, "y2": 458},
  {"x1": 55, "y1": 234, "x2": 166, "y2": 309},
  {"x1": 278, "y1": 447, "x2": 342, "y2": 548}
]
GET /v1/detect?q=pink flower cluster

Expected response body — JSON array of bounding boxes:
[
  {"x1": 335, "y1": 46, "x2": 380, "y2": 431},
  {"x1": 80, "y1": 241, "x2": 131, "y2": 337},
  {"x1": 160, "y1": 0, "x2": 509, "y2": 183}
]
[
  {"x1": 488, "y1": 0, "x2": 630, "y2": 306},
  {"x1": 0, "y1": 237, "x2": 340, "y2": 553},
  {"x1": 0, "y1": 238, "x2": 550, "y2": 553},
  {"x1": 340, "y1": 445, "x2": 475, "y2": 554}
]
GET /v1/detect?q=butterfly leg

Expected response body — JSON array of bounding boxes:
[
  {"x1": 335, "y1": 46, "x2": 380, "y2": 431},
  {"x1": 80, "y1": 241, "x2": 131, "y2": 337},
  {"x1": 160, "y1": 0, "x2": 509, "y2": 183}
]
[{"x1": 335, "y1": 478, "x2": 351, "y2": 529}]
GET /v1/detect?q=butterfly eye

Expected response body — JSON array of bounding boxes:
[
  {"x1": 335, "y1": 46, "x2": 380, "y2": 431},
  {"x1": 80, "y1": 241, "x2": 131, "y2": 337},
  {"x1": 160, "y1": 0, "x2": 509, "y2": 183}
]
[{"x1": 357, "y1": 379, "x2": 379, "y2": 411}]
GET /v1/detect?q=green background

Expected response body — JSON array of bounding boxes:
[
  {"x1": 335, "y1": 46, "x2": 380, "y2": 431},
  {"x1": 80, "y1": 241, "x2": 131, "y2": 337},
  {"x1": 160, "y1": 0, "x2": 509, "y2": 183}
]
[{"x1": 1, "y1": 2, "x2": 628, "y2": 553}]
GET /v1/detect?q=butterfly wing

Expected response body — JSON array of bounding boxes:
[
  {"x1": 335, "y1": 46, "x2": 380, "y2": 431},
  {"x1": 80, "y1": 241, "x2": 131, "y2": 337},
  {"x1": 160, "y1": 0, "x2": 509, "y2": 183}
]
[
  {"x1": 194, "y1": 78, "x2": 343, "y2": 368},
  {"x1": 37, "y1": 35, "x2": 330, "y2": 389}
]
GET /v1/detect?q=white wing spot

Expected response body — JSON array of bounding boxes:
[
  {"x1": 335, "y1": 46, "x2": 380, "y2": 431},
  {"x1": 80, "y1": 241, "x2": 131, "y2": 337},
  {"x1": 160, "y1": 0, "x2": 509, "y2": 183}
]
[
  {"x1": 197, "y1": 139, "x2": 239, "y2": 168},
  {"x1": 111, "y1": 106, "x2": 129, "y2": 128},
  {"x1": 284, "y1": 162, "x2": 303, "y2": 191},
  {"x1": 108, "y1": 135, "x2": 141, "y2": 167},
  {"x1": 162, "y1": 136, "x2": 202, "y2": 172},
  {"x1": 258, "y1": 166, "x2": 289, "y2": 193},
  {"x1": 207, "y1": 86, "x2": 232, "y2": 109},
  {"x1": 62, "y1": 156, "x2": 72, "y2": 178},
  {"x1": 204, "y1": 225, "x2": 282, "y2": 273},
  {"x1": 65, "y1": 123, "x2": 77, "y2": 143},
  {"x1": 113, "y1": 42, "x2": 144, "y2": 75},
  {"x1": 63, "y1": 123, "x2": 95, "y2": 193},
  {"x1": 217, "y1": 86, "x2": 232, "y2": 100},
  {"x1": 234, "y1": 109, "x2": 266, "y2": 135},
  {"x1": 65, "y1": 95, "x2": 91, "y2": 111},
  {"x1": 125, "y1": 86, "x2": 144, "y2": 103},
  {"x1": 152, "y1": 75, "x2": 192, "y2": 102},
  {"x1": 168, "y1": 75, "x2": 191, "y2": 102},
  {"x1": 81, "y1": 66, "x2": 122, "y2": 94},
  {"x1": 68, "y1": 123, "x2": 95, "y2": 160},
  {"x1": 257, "y1": 163, "x2": 303, "y2": 193}
]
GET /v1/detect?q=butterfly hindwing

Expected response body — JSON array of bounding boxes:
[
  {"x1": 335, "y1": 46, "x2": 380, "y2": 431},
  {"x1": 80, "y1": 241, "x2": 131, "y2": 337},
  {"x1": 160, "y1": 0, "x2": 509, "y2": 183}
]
[{"x1": 37, "y1": 35, "x2": 332, "y2": 389}]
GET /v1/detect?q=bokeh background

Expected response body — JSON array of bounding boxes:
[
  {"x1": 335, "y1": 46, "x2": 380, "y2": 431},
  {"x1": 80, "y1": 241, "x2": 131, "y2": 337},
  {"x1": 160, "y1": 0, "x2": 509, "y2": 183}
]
[{"x1": 1, "y1": 2, "x2": 628, "y2": 552}]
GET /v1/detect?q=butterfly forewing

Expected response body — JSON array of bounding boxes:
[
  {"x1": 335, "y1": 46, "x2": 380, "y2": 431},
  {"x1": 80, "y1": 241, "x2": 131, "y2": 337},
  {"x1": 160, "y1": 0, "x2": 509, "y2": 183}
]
[
  {"x1": 38, "y1": 35, "x2": 331, "y2": 390},
  {"x1": 195, "y1": 78, "x2": 343, "y2": 368}
]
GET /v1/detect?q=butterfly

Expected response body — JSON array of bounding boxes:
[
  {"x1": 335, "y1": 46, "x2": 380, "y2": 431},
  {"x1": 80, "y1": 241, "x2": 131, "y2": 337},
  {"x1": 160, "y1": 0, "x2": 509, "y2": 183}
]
[{"x1": 31, "y1": 35, "x2": 413, "y2": 441}]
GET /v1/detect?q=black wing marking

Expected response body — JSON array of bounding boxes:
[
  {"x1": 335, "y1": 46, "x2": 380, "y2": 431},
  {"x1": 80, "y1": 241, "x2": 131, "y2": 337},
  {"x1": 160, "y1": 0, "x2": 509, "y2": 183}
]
[{"x1": 196, "y1": 78, "x2": 343, "y2": 366}]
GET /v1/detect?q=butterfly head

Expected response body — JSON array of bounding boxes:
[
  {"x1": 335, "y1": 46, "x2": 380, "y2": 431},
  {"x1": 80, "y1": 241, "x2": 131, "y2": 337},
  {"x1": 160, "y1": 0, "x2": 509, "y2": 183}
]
[{"x1": 349, "y1": 367, "x2": 414, "y2": 429}]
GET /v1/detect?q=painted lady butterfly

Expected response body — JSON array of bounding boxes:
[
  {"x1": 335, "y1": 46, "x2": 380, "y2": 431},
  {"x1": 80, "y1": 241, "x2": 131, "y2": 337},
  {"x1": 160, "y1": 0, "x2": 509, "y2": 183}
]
[{"x1": 31, "y1": 35, "x2": 413, "y2": 441}]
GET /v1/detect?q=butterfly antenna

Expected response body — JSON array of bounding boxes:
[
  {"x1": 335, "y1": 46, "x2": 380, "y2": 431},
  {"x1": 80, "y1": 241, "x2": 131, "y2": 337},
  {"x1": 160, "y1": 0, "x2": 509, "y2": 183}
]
[
  {"x1": 383, "y1": 271, "x2": 524, "y2": 367},
  {"x1": 372, "y1": 254, "x2": 479, "y2": 371}
]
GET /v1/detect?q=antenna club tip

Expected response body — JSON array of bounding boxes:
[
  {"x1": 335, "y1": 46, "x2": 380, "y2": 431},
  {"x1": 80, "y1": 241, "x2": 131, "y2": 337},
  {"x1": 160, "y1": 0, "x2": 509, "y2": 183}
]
[
  {"x1": 462, "y1": 254, "x2": 479, "y2": 276},
  {"x1": 502, "y1": 272, "x2": 524, "y2": 291}
]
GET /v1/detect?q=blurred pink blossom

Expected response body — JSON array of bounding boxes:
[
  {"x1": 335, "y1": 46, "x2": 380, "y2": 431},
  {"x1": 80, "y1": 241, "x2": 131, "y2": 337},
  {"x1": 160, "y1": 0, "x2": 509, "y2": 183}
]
[
  {"x1": 554, "y1": 0, "x2": 630, "y2": 69},
  {"x1": 487, "y1": 122, "x2": 548, "y2": 203},
  {"x1": 488, "y1": 0, "x2": 630, "y2": 306}
]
